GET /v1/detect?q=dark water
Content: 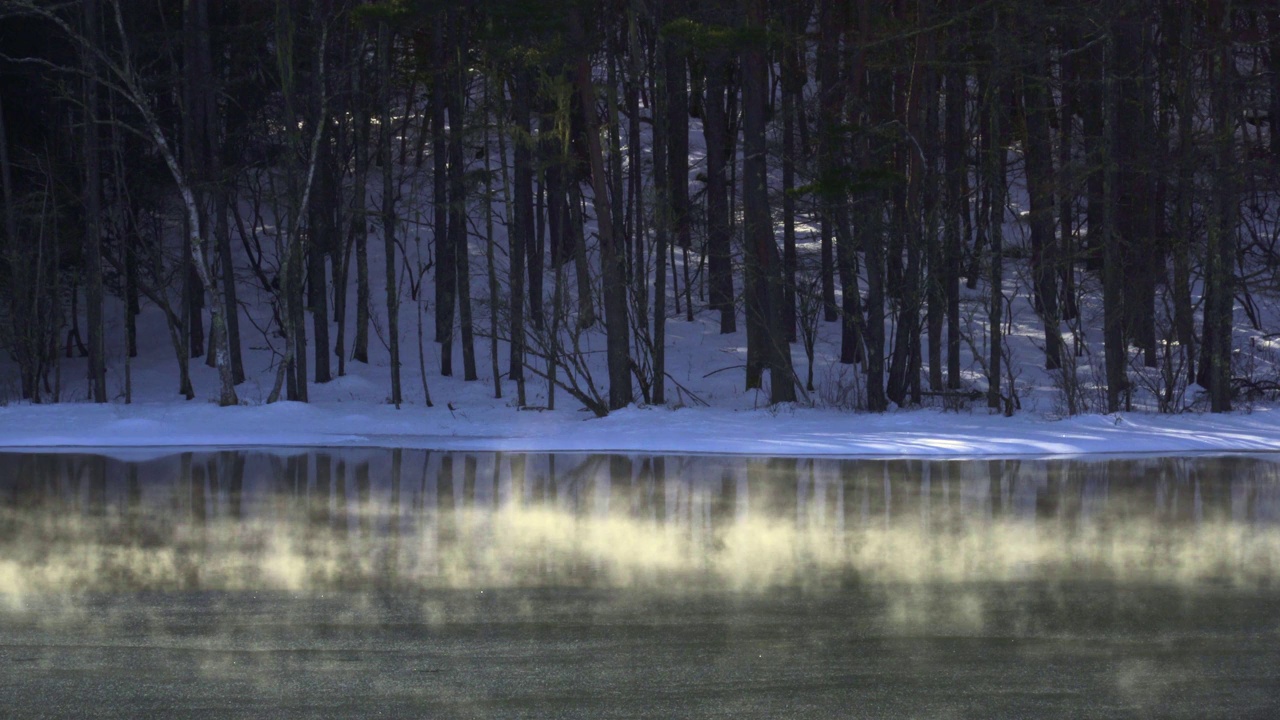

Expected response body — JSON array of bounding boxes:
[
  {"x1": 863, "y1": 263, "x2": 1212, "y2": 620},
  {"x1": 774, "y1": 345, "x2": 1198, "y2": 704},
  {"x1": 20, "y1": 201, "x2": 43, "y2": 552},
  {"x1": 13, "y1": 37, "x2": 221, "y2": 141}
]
[{"x1": 2, "y1": 450, "x2": 1279, "y2": 718}]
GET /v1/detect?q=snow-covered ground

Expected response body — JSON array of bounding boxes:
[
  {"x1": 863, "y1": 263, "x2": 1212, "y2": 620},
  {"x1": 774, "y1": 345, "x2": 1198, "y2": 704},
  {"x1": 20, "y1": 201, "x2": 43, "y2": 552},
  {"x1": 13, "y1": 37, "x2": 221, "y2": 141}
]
[
  {"x1": 5, "y1": 395, "x2": 1280, "y2": 457},
  {"x1": 5, "y1": 232, "x2": 1280, "y2": 458},
  {"x1": 7, "y1": 258, "x2": 1280, "y2": 458}
]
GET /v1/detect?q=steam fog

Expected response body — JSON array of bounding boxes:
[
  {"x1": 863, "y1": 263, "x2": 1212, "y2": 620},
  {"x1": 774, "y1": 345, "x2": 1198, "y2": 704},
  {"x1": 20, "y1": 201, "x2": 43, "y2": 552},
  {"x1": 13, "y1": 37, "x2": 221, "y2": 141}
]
[
  {"x1": 4, "y1": 450, "x2": 1280, "y2": 716},
  {"x1": 4, "y1": 451, "x2": 1279, "y2": 602}
]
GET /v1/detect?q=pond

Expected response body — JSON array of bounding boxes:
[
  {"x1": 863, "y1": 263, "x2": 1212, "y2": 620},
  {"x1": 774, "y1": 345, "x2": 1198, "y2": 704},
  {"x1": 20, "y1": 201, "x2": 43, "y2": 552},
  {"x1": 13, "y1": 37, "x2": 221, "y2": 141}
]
[{"x1": 2, "y1": 450, "x2": 1279, "y2": 718}]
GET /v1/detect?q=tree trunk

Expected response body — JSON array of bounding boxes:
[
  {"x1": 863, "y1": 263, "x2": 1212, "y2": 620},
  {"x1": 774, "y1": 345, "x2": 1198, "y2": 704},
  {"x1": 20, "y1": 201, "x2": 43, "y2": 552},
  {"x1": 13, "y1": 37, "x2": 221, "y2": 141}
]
[
  {"x1": 836, "y1": 5, "x2": 865, "y2": 367},
  {"x1": 1102, "y1": 31, "x2": 1126, "y2": 413},
  {"x1": 1205, "y1": 2, "x2": 1236, "y2": 412},
  {"x1": 1171, "y1": 2, "x2": 1196, "y2": 385},
  {"x1": 351, "y1": 27, "x2": 370, "y2": 365},
  {"x1": 664, "y1": 19, "x2": 693, "y2": 324},
  {"x1": 653, "y1": 32, "x2": 670, "y2": 402},
  {"x1": 1081, "y1": 34, "x2": 1106, "y2": 274},
  {"x1": 308, "y1": 136, "x2": 332, "y2": 385},
  {"x1": 781, "y1": 38, "x2": 799, "y2": 343},
  {"x1": 1022, "y1": 17, "x2": 1063, "y2": 371},
  {"x1": 627, "y1": 3, "x2": 648, "y2": 328},
  {"x1": 944, "y1": 55, "x2": 964, "y2": 389},
  {"x1": 509, "y1": 69, "x2": 532, "y2": 387},
  {"x1": 743, "y1": 0, "x2": 796, "y2": 404},
  {"x1": 571, "y1": 7, "x2": 632, "y2": 410},
  {"x1": 1271, "y1": 11, "x2": 1280, "y2": 168},
  {"x1": 817, "y1": 0, "x2": 842, "y2": 328},
  {"x1": 380, "y1": 21, "x2": 402, "y2": 407},
  {"x1": 1113, "y1": 12, "x2": 1156, "y2": 367},
  {"x1": 860, "y1": 8, "x2": 888, "y2": 412},
  {"x1": 887, "y1": 10, "x2": 930, "y2": 407},
  {"x1": 432, "y1": 21, "x2": 454, "y2": 377},
  {"x1": 198, "y1": 0, "x2": 243, "y2": 385},
  {"x1": 447, "y1": 22, "x2": 477, "y2": 383},
  {"x1": 1057, "y1": 24, "x2": 1079, "y2": 324},
  {"x1": 985, "y1": 45, "x2": 1006, "y2": 413},
  {"x1": 84, "y1": 0, "x2": 106, "y2": 402},
  {"x1": 483, "y1": 76, "x2": 501, "y2": 399},
  {"x1": 704, "y1": 50, "x2": 735, "y2": 334},
  {"x1": 606, "y1": 50, "x2": 626, "y2": 293},
  {"x1": 304, "y1": 7, "x2": 332, "y2": 388},
  {"x1": 926, "y1": 106, "x2": 945, "y2": 394},
  {"x1": 214, "y1": 187, "x2": 243, "y2": 383},
  {"x1": 528, "y1": 121, "x2": 547, "y2": 330}
]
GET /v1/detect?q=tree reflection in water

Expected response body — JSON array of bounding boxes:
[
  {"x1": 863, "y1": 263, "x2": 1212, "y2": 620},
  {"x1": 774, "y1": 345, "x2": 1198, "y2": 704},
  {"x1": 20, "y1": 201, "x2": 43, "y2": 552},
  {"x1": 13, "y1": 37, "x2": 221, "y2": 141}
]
[{"x1": 1, "y1": 451, "x2": 1279, "y2": 601}]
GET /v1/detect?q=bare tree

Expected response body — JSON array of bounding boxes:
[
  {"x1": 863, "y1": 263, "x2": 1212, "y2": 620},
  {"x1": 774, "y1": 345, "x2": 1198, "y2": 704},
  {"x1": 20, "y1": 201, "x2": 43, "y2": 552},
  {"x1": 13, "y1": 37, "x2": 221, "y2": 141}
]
[{"x1": 6, "y1": 0, "x2": 242, "y2": 405}]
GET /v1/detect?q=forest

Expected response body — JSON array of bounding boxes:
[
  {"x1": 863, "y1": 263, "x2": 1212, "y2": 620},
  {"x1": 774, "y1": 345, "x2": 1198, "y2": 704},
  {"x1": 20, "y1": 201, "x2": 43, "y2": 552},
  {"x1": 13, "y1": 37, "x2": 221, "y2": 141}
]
[{"x1": 0, "y1": 0, "x2": 1277, "y2": 418}]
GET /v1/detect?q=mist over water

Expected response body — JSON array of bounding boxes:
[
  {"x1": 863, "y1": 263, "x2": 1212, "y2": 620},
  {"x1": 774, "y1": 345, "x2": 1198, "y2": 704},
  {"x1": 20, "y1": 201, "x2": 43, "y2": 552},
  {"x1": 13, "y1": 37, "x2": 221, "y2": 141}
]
[
  {"x1": 4, "y1": 451, "x2": 1279, "y2": 598},
  {"x1": 2, "y1": 450, "x2": 1279, "y2": 717}
]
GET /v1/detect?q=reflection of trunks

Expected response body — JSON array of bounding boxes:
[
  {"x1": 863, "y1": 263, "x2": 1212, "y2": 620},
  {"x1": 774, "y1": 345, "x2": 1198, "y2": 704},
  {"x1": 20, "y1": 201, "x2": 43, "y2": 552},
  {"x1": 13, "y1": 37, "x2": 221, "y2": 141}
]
[{"x1": 3, "y1": 450, "x2": 1279, "y2": 593}]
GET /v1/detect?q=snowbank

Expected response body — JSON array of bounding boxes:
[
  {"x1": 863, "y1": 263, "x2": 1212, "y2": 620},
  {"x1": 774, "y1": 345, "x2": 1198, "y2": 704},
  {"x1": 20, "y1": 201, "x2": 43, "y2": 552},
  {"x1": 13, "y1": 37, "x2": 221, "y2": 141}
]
[{"x1": 3, "y1": 401, "x2": 1280, "y2": 458}]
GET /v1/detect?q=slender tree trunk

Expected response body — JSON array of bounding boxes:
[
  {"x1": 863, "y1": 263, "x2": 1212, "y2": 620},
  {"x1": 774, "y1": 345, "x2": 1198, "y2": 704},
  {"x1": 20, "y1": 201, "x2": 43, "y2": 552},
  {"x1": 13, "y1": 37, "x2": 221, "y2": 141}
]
[
  {"x1": 303, "y1": 6, "x2": 332, "y2": 388},
  {"x1": 84, "y1": 0, "x2": 106, "y2": 402},
  {"x1": 308, "y1": 136, "x2": 332, "y2": 385},
  {"x1": 627, "y1": 4, "x2": 648, "y2": 328},
  {"x1": 1171, "y1": 2, "x2": 1196, "y2": 384},
  {"x1": 447, "y1": 24, "x2": 477, "y2": 383},
  {"x1": 528, "y1": 124, "x2": 547, "y2": 330},
  {"x1": 653, "y1": 32, "x2": 670, "y2": 402},
  {"x1": 332, "y1": 90, "x2": 349, "y2": 378},
  {"x1": 660, "y1": 27, "x2": 682, "y2": 250},
  {"x1": 509, "y1": 69, "x2": 532, "y2": 389},
  {"x1": 926, "y1": 172, "x2": 945, "y2": 393},
  {"x1": 817, "y1": 0, "x2": 841, "y2": 326},
  {"x1": 0, "y1": 98, "x2": 24, "y2": 385},
  {"x1": 1082, "y1": 34, "x2": 1106, "y2": 274},
  {"x1": 432, "y1": 21, "x2": 454, "y2": 376},
  {"x1": 567, "y1": 184, "x2": 595, "y2": 327},
  {"x1": 380, "y1": 20, "x2": 402, "y2": 407},
  {"x1": 704, "y1": 50, "x2": 735, "y2": 334},
  {"x1": 124, "y1": 194, "x2": 139, "y2": 360},
  {"x1": 199, "y1": 0, "x2": 242, "y2": 385},
  {"x1": 887, "y1": 12, "x2": 930, "y2": 407},
  {"x1": 860, "y1": 7, "x2": 887, "y2": 411},
  {"x1": 290, "y1": 238, "x2": 308, "y2": 400},
  {"x1": 944, "y1": 55, "x2": 963, "y2": 389},
  {"x1": 1271, "y1": 11, "x2": 1280, "y2": 169},
  {"x1": 1102, "y1": 32, "x2": 1126, "y2": 413},
  {"x1": 1205, "y1": 2, "x2": 1236, "y2": 412},
  {"x1": 186, "y1": 263, "x2": 205, "y2": 362},
  {"x1": 1023, "y1": 17, "x2": 1063, "y2": 371},
  {"x1": 1113, "y1": 12, "x2": 1156, "y2": 367},
  {"x1": 351, "y1": 27, "x2": 370, "y2": 365},
  {"x1": 484, "y1": 77, "x2": 501, "y2": 399},
  {"x1": 986, "y1": 43, "x2": 1006, "y2": 413},
  {"x1": 743, "y1": 0, "x2": 796, "y2": 404},
  {"x1": 571, "y1": 6, "x2": 632, "y2": 409},
  {"x1": 781, "y1": 41, "x2": 799, "y2": 343},
  {"x1": 606, "y1": 30, "x2": 626, "y2": 298},
  {"x1": 835, "y1": 8, "x2": 864, "y2": 368},
  {"x1": 664, "y1": 19, "x2": 693, "y2": 324},
  {"x1": 270, "y1": 0, "x2": 304, "y2": 402},
  {"x1": 214, "y1": 187, "x2": 243, "y2": 382},
  {"x1": 920, "y1": 30, "x2": 943, "y2": 395},
  {"x1": 1058, "y1": 26, "x2": 1079, "y2": 324}
]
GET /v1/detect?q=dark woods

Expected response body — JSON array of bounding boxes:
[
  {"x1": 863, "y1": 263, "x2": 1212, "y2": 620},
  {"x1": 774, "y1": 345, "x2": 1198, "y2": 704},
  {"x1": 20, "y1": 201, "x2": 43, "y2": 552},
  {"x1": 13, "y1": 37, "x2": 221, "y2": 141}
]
[{"x1": 0, "y1": 0, "x2": 1276, "y2": 416}]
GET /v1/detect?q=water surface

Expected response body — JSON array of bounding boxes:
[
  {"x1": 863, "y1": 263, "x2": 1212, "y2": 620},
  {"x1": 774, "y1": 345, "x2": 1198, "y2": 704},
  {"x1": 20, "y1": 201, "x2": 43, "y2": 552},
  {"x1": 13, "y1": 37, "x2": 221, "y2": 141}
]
[{"x1": 2, "y1": 450, "x2": 1278, "y2": 717}]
